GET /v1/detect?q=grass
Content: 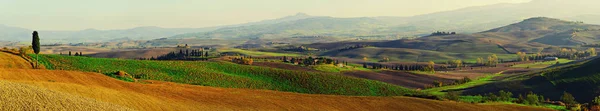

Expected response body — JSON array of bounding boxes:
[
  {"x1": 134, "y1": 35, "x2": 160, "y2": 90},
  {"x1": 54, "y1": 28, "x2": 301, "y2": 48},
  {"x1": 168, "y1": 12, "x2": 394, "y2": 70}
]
[
  {"x1": 220, "y1": 49, "x2": 302, "y2": 57},
  {"x1": 312, "y1": 64, "x2": 370, "y2": 73},
  {"x1": 511, "y1": 59, "x2": 573, "y2": 68},
  {"x1": 423, "y1": 73, "x2": 502, "y2": 95},
  {"x1": 34, "y1": 54, "x2": 422, "y2": 97}
]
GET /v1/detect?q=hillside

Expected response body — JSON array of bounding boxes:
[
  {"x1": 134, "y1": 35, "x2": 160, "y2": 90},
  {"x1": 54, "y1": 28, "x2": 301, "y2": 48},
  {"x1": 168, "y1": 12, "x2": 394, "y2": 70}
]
[
  {"x1": 463, "y1": 56, "x2": 600, "y2": 103},
  {"x1": 0, "y1": 51, "x2": 551, "y2": 110},
  {"x1": 170, "y1": 17, "x2": 390, "y2": 40},
  {"x1": 320, "y1": 47, "x2": 515, "y2": 63},
  {"x1": 0, "y1": 26, "x2": 218, "y2": 43},
  {"x1": 168, "y1": 0, "x2": 600, "y2": 42},
  {"x1": 485, "y1": 17, "x2": 598, "y2": 32},
  {"x1": 0, "y1": 68, "x2": 551, "y2": 111},
  {"x1": 35, "y1": 54, "x2": 419, "y2": 97}
]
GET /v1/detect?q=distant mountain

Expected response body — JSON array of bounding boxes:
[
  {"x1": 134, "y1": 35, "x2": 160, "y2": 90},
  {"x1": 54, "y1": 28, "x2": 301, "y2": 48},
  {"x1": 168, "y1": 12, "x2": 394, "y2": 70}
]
[
  {"x1": 0, "y1": 25, "x2": 219, "y2": 44},
  {"x1": 0, "y1": 25, "x2": 31, "y2": 41},
  {"x1": 171, "y1": 16, "x2": 390, "y2": 39},
  {"x1": 169, "y1": 13, "x2": 323, "y2": 39},
  {"x1": 395, "y1": 0, "x2": 600, "y2": 33},
  {"x1": 170, "y1": 0, "x2": 600, "y2": 41},
  {"x1": 485, "y1": 17, "x2": 599, "y2": 32}
]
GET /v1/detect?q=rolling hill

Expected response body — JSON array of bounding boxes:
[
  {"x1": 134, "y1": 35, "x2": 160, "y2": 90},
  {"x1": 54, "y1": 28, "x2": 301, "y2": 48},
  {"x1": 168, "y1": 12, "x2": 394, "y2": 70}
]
[
  {"x1": 166, "y1": 0, "x2": 600, "y2": 42},
  {"x1": 463, "y1": 56, "x2": 600, "y2": 103},
  {"x1": 301, "y1": 17, "x2": 600, "y2": 62},
  {"x1": 35, "y1": 54, "x2": 421, "y2": 97},
  {"x1": 0, "y1": 69, "x2": 551, "y2": 111},
  {"x1": 0, "y1": 51, "x2": 552, "y2": 110}
]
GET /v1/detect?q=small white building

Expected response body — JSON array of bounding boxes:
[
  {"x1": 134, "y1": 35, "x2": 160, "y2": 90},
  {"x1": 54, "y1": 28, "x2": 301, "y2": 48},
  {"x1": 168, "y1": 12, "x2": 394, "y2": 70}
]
[{"x1": 544, "y1": 57, "x2": 559, "y2": 61}]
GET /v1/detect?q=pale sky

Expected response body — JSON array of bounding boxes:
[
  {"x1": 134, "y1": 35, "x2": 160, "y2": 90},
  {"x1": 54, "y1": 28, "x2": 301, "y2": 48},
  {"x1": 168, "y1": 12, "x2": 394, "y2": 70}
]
[{"x1": 0, "y1": 0, "x2": 531, "y2": 30}]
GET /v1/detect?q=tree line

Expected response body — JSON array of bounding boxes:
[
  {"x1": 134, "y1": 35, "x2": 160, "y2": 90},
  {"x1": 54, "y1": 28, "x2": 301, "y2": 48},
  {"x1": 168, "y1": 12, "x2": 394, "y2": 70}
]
[{"x1": 139, "y1": 49, "x2": 210, "y2": 60}]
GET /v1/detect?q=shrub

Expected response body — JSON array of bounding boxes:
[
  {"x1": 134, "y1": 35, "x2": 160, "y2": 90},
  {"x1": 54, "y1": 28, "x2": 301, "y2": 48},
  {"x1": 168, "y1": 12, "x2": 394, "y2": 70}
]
[
  {"x1": 484, "y1": 93, "x2": 500, "y2": 102},
  {"x1": 594, "y1": 96, "x2": 600, "y2": 105},
  {"x1": 446, "y1": 91, "x2": 461, "y2": 101},
  {"x1": 498, "y1": 90, "x2": 513, "y2": 102},
  {"x1": 525, "y1": 92, "x2": 541, "y2": 106},
  {"x1": 561, "y1": 92, "x2": 577, "y2": 105},
  {"x1": 433, "y1": 81, "x2": 443, "y2": 87}
]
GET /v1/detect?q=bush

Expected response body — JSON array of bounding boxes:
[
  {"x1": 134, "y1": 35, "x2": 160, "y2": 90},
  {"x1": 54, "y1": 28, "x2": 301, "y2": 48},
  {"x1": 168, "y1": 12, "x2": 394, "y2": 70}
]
[
  {"x1": 561, "y1": 92, "x2": 577, "y2": 105},
  {"x1": 484, "y1": 93, "x2": 500, "y2": 102},
  {"x1": 446, "y1": 91, "x2": 461, "y2": 101},
  {"x1": 433, "y1": 81, "x2": 443, "y2": 87},
  {"x1": 593, "y1": 96, "x2": 600, "y2": 105},
  {"x1": 525, "y1": 92, "x2": 541, "y2": 106},
  {"x1": 498, "y1": 90, "x2": 513, "y2": 102}
]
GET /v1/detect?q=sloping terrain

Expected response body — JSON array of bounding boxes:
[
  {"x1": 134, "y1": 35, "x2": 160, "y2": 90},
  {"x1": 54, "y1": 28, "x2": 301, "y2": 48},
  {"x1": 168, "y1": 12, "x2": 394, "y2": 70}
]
[
  {"x1": 36, "y1": 54, "x2": 419, "y2": 97},
  {"x1": 464, "y1": 56, "x2": 600, "y2": 103},
  {"x1": 0, "y1": 70, "x2": 550, "y2": 111},
  {"x1": 0, "y1": 52, "x2": 552, "y2": 110},
  {"x1": 0, "y1": 51, "x2": 32, "y2": 69},
  {"x1": 88, "y1": 48, "x2": 178, "y2": 59},
  {"x1": 0, "y1": 80, "x2": 132, "y2": 110}
]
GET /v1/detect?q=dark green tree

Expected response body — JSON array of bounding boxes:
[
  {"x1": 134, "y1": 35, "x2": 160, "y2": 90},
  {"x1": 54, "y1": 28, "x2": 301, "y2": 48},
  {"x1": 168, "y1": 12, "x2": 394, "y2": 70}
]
[
  {"x1": 561, "y1": 92, "x2": 577, "y2": 105},
  {"x1": 32, "y1": 31, "x2": 40, "y2": 68},
  {"x1": 32, "y1": 31, "x2": 40, "y2": 54},
  {"x1": 69, "y1": 51, "x2": 72, "y2": 56}
]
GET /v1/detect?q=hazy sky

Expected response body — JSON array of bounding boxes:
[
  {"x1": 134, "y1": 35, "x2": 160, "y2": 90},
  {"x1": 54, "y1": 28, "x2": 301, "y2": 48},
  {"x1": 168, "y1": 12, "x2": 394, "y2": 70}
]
[{"x1": 0, "y1": 0, "x2": 531, "y2": 30}]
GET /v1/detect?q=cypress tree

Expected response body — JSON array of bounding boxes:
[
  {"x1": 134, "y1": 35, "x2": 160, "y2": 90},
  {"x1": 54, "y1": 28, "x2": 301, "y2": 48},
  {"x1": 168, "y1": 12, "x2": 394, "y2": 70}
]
[
  {"x1": 32, "y1": 31, "x2": 40, "y2": 68},
  {"x1": 69, "y1": 51, "x2": 72, "y2": 56},
  {"x1": 32, "y1": 31, "x2": 40, "y2": 54}
]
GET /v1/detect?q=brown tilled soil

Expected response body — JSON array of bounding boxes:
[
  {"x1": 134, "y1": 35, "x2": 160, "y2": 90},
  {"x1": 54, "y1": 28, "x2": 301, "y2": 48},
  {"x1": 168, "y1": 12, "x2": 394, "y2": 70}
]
[{"x1": 344, "y1": 70, "x2": 459, "y2": 89}]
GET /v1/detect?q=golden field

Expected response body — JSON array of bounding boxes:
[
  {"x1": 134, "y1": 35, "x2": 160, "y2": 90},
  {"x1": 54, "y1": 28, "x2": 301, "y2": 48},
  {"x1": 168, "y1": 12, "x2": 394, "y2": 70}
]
[{"x1": 0, "y1": 52, "x2": 553, "y2": 111}]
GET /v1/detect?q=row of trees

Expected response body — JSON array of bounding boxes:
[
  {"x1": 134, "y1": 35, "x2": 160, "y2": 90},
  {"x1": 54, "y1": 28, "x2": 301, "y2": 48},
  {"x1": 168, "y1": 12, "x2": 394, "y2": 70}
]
[
  {"x1": 450, "y1": 90, "x2": 591, "y2": 111},
  {"x1": 283, "y1": 56, "x2": 347, "y2": 66},
  {"x1": 338, "y1": 44, "x2": 371, "y2": 52},
  {"x1": 232, "y1": 56, "x2": 254, "y2": 65},
  {"x1": 60, "y1": 51, "x2": 84, "y2": 56},
  {"x1": 143, "y1": 49, "x2": 210, "y2": 60},
  {"x1": 515, "y1": 48, "x2": 597, "y2": 62},
  {"x1": 430, "y1": 31, "x2": 457, "y2": 36}
]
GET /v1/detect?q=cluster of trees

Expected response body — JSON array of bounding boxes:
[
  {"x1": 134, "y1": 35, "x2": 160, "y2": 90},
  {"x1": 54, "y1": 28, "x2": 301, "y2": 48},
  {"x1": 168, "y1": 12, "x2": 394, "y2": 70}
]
[
  {"x1": 338, "y1": 44, "x2": 371, "y2": 52},
  {"x1": 555, "y1": 48, "x2": 596, "y2": 60},
  {"x1": 362, "y1": 63, "x2": 428, "y2": 71},
  {"x1": 439, "y1": 59, "x2": 465, "y2": 69},
  {"x1": 518, "y1": 48, "x2": 596, "y2": 61},
  {"x1": 146, "y1": 49, "x2": 210, "y2": 60},
  {"x1": 282, "y1": 46, "x2": 318, "y2": 52},
  {"x1": 283, "y1": 56, "x2": 346, "y2": 66},
  {"x1": 474, "y1": 54, "x2": 499, "y2": 67},
  {"x1": 425, "y1": 77, "x2": 471, "y2": 89},
  {"x1": 60, "y1": 51, "x2": 84, "y2": 56},
  {"x1": 232, "y1": 56, "x2": 254, "y2": 65},
  {"x1": 467, "y1": 91, "x2": 589, "y2": 110},
  {"x1": 430, "y1": 31, "x2": 457, "y2": 36}
]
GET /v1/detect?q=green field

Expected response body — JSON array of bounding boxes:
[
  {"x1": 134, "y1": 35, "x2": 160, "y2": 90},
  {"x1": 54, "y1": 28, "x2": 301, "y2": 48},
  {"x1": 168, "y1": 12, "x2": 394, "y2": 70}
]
[
  {"x1": 424, "y1": 73, "x2": 502, "y2": 95},
  {"x1": 312, "y1": 64, "x2": 371, "y2": 73},
  {"x1": 33, "y1": 54, "x2": 424, "y2": 97},
  {"x1": 511, "y1": 59, "x2": 573, "y2": 68}
]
